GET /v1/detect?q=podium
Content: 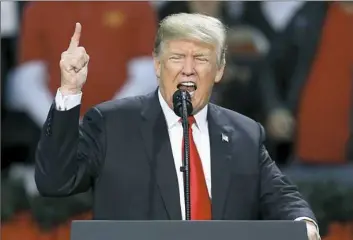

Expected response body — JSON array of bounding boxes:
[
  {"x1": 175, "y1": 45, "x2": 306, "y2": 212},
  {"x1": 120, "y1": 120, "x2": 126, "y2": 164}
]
[{"x1": 71, "y1": 220, "x2": 308, "y2": 240}]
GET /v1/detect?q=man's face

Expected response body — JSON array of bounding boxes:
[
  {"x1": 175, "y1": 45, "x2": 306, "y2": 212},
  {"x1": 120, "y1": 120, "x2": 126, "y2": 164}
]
[{"x1": 154, "y1": 39, "x2": 224, "y2": 114}]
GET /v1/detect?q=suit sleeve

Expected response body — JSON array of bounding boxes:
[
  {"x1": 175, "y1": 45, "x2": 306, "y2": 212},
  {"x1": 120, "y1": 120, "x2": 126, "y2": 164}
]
[
  {"x1": 35, "y1": 103, "x2": 106, "y2": 197},
  {"x1": 257, "y1": 123, "x2": 317, "y2": 221}
]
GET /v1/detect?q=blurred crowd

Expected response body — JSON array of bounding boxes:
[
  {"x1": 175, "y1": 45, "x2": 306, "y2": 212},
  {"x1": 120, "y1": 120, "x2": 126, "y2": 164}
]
[{"x1": 1, "y1": 1, "x2": 353, "y2": 240}]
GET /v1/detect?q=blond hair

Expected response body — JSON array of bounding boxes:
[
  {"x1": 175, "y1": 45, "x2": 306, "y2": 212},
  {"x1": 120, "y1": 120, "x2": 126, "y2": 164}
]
[{"x1": 153, "y1": 13, "x2": 227, "y2": 66}]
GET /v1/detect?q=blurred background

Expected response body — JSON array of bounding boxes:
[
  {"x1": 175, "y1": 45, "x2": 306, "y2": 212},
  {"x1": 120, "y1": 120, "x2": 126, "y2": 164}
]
[{"x1": 1, "y1": 1, "x2": 353, "y2": 240}]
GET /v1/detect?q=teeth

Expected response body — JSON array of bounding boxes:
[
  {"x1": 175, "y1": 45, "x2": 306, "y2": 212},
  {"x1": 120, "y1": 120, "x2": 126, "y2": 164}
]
[{"x1": 180, "y1": 82, "x2": 195, "y2": 87}]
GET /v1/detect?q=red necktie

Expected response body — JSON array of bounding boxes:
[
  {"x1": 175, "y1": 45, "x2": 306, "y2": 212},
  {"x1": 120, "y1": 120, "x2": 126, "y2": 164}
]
[{"x1": 182, "y1": 116, "x2": 211, "y2": 220}]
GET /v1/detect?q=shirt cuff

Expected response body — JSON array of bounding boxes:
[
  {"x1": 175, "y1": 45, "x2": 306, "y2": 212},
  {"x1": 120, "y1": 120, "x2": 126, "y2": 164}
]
[
  {"x1": 294, "y1": 217, "x2": 319, "y2": 231},
  {"x1": 55, "y1": 88, "x2": 82, "y2": 111}
]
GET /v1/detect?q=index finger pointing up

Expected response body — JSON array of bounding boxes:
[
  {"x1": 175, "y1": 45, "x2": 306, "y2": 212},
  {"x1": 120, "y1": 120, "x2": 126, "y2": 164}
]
[{"x1": 68, "y1": 22, "x2": 82, "y2": 51}]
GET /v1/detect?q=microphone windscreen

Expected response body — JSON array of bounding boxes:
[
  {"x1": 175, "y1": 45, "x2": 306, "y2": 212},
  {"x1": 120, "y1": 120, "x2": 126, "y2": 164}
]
[{"x1": 172, "y1": 90, "x2": 193, "y2": 117}]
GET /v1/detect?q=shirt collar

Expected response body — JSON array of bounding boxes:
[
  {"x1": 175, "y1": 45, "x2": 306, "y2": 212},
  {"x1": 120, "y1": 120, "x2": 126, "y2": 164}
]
[{"x1": 158, "y1": 89, "x2": 208, "y2": 131}]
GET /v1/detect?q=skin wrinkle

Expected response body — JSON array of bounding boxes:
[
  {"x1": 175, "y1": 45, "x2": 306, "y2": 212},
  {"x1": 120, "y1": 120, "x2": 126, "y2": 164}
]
[{"x1": 154, "y1": 39, "x2": 225, "y2": 115}]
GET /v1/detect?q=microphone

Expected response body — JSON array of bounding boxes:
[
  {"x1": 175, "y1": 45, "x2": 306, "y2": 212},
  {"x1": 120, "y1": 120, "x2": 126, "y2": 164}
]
[
  {"x1": 172, "y1": 89, "x2": 193, "y2": 220},
  {"x1": 172, "y1": 89, "x2": 193, "y2": 118}
]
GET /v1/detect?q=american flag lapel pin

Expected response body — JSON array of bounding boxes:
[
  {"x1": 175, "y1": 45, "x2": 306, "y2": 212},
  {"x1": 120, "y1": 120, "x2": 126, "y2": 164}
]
[{"x1": 221, "y1": 133, "x2": 229, "y2": 143}]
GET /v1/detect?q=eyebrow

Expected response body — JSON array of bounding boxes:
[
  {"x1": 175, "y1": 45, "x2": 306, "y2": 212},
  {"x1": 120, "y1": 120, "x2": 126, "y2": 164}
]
[
  {"x1": 170, "y1": 53, "x2": 185, "y2": 56},
  {"x1": 169, "y1": 52, "x2": 210, "y2": 56},
  {"x1": 194, "y1": 53, "x2": 210, "y2": 57}
]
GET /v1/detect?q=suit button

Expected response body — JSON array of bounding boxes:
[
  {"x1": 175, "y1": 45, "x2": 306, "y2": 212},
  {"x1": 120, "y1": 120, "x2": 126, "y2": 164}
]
[
  {"x1": 45, "y1": 128, "x2": 51, "y2": 136},
  {"x1": 45, "y1": 122, "x2": 52, "y2": 136}
]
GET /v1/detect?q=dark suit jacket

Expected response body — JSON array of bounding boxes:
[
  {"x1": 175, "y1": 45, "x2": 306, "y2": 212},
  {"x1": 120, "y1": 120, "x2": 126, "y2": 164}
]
[{"x1": 35, "y1": 89, "x2": 316, "y2": 221}]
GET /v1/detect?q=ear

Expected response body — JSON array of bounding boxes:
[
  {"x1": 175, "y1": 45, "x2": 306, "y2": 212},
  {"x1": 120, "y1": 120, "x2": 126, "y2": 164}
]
[{"x1": 214, "y1": 63, "x2": 225, "y2": 83}]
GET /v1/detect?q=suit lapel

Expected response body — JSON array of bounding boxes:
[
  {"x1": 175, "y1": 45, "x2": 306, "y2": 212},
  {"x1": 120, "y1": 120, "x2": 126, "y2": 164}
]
[
  {"x1": 208, "y1": 104, "x2": 234, "y2": 219},
  {"x1": 140, "y1": 90, "x2": 182, "y2": 220}
]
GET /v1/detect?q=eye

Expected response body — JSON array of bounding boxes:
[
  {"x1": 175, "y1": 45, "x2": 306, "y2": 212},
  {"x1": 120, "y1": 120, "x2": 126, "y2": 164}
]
[
  {"x1": 169, "y1": 55, "x2": 184, "y2": 62},
  {"x1": 196, "y1": 57, "x2": 208, "y2": 62}
]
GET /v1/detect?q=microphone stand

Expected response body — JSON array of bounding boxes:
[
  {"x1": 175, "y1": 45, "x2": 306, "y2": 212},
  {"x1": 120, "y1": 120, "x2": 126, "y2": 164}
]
[{"x1": 180, "y1": 91, "x2": 191, "y2": 220}]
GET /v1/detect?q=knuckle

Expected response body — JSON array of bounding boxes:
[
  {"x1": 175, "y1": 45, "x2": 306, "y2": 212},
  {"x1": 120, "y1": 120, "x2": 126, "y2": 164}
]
[
  {"x1": 61, "y1": 51, "x2": 68, "y2": 59},
  {"x1": 60, "y1": 60, "x2": 70, "y2": 70},
  {"x1": 59, "y1": 59, "x2": 65, "y2": 67},
  {"x1": 78, "y1": 46, "x2": 86, "y2": 54},
  {"x1": 80, "y1": 56, "x2": 87, "y2": 64}
]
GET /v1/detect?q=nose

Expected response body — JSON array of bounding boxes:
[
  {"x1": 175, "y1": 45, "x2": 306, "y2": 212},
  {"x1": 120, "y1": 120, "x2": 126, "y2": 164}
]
[{"x1": 181, "y1": 57, "x2": 195, "y2": 76}]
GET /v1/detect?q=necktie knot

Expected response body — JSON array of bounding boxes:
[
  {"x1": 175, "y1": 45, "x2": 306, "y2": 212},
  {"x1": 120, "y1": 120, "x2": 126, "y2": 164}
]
[
  {"x1": 188, "y1": 116, "x2": 196, "y2": 126},
  {"x1": 179, "y1": 116, "x2": 196, "y2": 127}
]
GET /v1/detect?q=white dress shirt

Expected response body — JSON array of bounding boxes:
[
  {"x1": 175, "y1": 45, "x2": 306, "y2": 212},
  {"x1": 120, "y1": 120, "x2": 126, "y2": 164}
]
[
  {"x1": 157, "y1": 90, "x2": 211, "y2": 220},
  {"x1": 54, "y1": 88, "x2": 318, "y2": 229}
]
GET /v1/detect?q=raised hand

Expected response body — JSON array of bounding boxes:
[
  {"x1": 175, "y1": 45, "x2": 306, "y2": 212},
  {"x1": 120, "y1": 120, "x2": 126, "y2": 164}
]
[{"x1": 59, "y1": 22, "x2": 90, "y2": 95}]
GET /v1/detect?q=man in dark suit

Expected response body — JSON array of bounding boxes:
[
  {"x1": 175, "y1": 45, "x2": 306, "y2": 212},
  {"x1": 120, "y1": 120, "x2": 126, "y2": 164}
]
[{"x1": 35, "y1": 13, "x2": 320, "y2": 240}]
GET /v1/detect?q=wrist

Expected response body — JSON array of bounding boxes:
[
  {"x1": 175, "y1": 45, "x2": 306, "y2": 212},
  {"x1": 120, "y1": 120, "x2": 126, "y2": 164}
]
[{"x1": 60, "y1": 86, "x2": 81, "y2": 95}]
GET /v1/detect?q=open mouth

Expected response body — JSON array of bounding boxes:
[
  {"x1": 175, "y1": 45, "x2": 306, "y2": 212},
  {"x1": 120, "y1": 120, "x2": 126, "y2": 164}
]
[{"x1": 177, "y1": 82, "x2": 197, "y2": 96}]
